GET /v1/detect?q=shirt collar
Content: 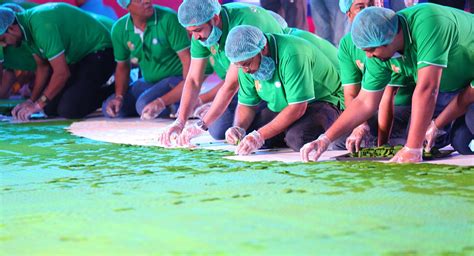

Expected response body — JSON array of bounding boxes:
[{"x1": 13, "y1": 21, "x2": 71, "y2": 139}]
[
  {"x1": 398, "y1": 14, "x2": 413, "y2": 56},
  {"x1": 125, "y1": 6, "x2": 158, "y2": 32},
  {"x1": 15, "y1": 13, "x2": 31, "y2": 43}
]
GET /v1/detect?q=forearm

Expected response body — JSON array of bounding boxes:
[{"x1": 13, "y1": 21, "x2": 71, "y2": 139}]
[
  {"x1": 202, "y1": 80, "x2": 239, "y2": 125},
  {"x1": 30, "y1": 65, "x2": 52, "y2": 101},
  {"x1": 40, "y1": 69, "x2": 71, "y2": 102},
  {"x1": 177, "y1": 78, "x2": 202, "y2": 122},
  {"x1": 200, "y1": 80, "x2": 223, "y2": 103},
  {"x1": 233, "y1": 104, "x2": 257, "y2": 130},
  {"x1": 257, "y1": 103, "x2": 307, "y2": 140},
  {"x1": 434, "y1": 87, "x2": 474, "y2": 128},
  {"x1": 161, "y1": 80, "x2": 184, "y2": 105},
  {"x1": 326, "y1": 91, "x2": 382, "y2": 142},
  {"x1": 114, "y1": 64, "x2": 130, "y2": 97},
  {"x1": 406, "y1": 66, "x2": 442, "y2": 148},
  {"x1": 377, "y1": 87, "x2": 397, "y2": 146}
]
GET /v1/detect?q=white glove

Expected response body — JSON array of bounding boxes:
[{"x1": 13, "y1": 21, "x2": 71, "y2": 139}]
[
  {"x1": 12, "y1": 99, "x2": 43, "y2": 121},
  {"x1": 345, "y1": 123, "x2": 371, "y2": 153},
  {"x1": 300, "y1": 134, "x2": 331, "y2": 162},
  {"x1": 157, "y1": 119, "x2": 185, "y2": 147},
  {"x1": 235, "y1": 130, "x2": 265, "y2": 155},
  {"x1": 389, "y1": 146, "x2": 423, "y2": 163},
  {"x1": 225, "y1": 126, "x2": 246, "y2": 145},
  {"x1": 141, "y1": 97, "x2": 165, "y2": 120},
  {"x1": 193, "y1": 102, "x2": 212, "y2": 119},
  {"x1": 177, "y1": 123, "x2": 206, "y2": 147},
  {"x1": 424, "y1": 120, "x2": 445, "y2": 153}
]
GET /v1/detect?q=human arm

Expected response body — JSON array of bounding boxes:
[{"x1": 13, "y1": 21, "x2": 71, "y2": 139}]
[
  {"x1": 377, "y1": 86, "x2": 399, "y2": 146},
  {"x1": 301, "y1": 90, "x2": 384, "y2": 161}
]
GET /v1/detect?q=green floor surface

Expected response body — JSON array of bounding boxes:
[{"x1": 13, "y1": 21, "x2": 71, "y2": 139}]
[{"x1": 0, "y1": 121, "x2": 473, "y2": 255}]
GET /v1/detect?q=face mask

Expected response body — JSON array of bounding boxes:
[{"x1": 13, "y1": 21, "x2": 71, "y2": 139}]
[
  {"x1": 250, "y1": 53, "x2": 276, "y2": 81},
  {"x1": 199, "y1": 25, "x2": 222, "y2": 47}
]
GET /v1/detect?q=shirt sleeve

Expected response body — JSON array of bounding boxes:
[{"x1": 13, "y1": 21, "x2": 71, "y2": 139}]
[
  {"x1": 32, "y1": 22, "x2": 65, "y2": 61},
  {"x1": 362, "y1": 57, "x2": 392, "y2": 92},
  {"x1": 415, "y1": 16, "x2": 454, "y2": 69},
  {"x1": 165, "y1": 13, "x2": 190, "y2": 53},
  {"x1": 237, "y1": 70, "x2": 261, "y2": 106},
  {"x1": 338, "y1": 38, "x2": 362, "y2": 86},
  {"x1": 111, "y1": 22, "x2": 130, "y2": 62},
  {"x1": 281, "y1": 54, "x2": 315, "y2": 104},
  {"x1": 190, "y1": 38, "x2": 211, "y2": 59}
]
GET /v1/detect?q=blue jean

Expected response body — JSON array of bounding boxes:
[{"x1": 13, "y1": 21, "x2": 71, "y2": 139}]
[
  {"x1": 309, "y1": 0, "x2": 349, "y2": 47},
  {"x1": 207, "y1": 94, "x2": 238, "y2": 140},
  {"x1": 102, "y1": 76, "x2": 182, "y2": 118},
  {"x1": 450, "y1": 104, "x2": 474, "y2": 154}
]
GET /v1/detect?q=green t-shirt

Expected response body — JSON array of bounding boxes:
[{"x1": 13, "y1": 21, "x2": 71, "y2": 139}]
[
  {"x1": 284, "y1": 27, "x2": 339, "y2": 71},
  {"x1": 15, "y1": 3, "x2": 112, "y2": 65},
  {"x1": 0, "y1": 43, "x2": 36, "y2": 71},
  {"x1": 338, "y1": 33, "x2": 415, "y2": 106},
  {"x1": 190, "y1": 3, "x2": 283, "y2": 79},
  {"x1": 362, "y1": 4, "x2": 474, "y2": 93},
  {"x1": 112, "y1": 5, "x2": 190, "y2": 83},
  {"x1": 0, "y1": 0, "x2": 38, "y2": 71},
  {"x1": 89, "y1": 12, "x2": 114, "y2": 31},
  {"x1": 238, "y1": 34, "x2": 343, "y2": 112}
]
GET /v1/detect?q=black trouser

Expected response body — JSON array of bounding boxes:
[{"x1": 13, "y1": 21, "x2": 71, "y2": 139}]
[
  {"x1": 260, "y1": 0, "x2": 308, "y2": 30},
  {"x1": 44, "y1": 48, "x2": 115, "y2": 119},
  {"x1": 248, "y1": 101, "x2": 341, "y2": 151}
]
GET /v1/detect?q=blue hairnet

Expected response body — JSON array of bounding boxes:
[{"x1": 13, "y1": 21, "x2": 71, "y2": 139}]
[
  {"x1": 268, "y1": 10, "x2": 287, "y2": 30},
  {"x1": 178, "y1": 0, "x2": 221, "y2": 27},
  {"x1": 339, "y1": 0, "x2": 354, "y2": 13},
  {"x1": 351, "y1": 7, "x2": 398, "y2": 49},
  {"x1": 225, "y1": 25, "x2": 267, "y2": 63},
  {"x1": 2, "y1": 3, "x2": 25, "y2": 13},
  {"x1": 116, "y1": 0, "x2": 130, "y2": 9},
  {"x1": 0, "y1": 7, "x2": 15, "y2": 35}
]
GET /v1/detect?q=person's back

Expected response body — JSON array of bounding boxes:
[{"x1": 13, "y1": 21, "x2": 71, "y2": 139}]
[{"x1": 16, "y1": 3, "x2": 112, "y2": 64}]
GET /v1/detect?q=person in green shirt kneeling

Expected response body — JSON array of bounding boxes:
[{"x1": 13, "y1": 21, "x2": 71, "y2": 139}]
[
  {"x1": 103, "y1": 0, "x2": 192, "y2": 120},
  {"x1": 1, "y1": 3, "x2": 115, "y2": 120},
  {"x1": 224, "y1": 25, "x2": 344, "y2": 155}
]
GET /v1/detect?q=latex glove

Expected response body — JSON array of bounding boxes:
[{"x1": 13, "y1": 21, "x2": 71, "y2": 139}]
[
  {"x1": 177, "y1": 123, "x2": 206, "y2": 147},
  {"x1": 11, "y1": 99, "x2": 34, "y2": 118},
  {"x1": 105, "y1": 95, "x2": 123, "y2": 118},
  {"x1": 15, "y1": 101, "x2": 43, "y2": 121},
  {"x1": 424, "y1": 120, "x2": 446, "y2": 153},
  {"x1": 173, "y1": 97, "x2": 203, "y2": 119},
  {"x1": 389, "y1": 146, "x2": 423, "y2": 163},
  {"x1": 300, "y1": 134, "x2": 331, "y2": 162},
  {"x1": 141, "y1": 97, "x2": 166, "y2": 120},
  {"x1": 158, "y1": 119, "x2": 185, "y2": 147},
  {"x1": 225, "y1": 126, "x2": 246, "y2": 145},
  {"x1": 235, "y1": 130, "x2": 264, "y2": 155},
  {"x1": 193, "y1": 102, "x2": 212, "y2": 119},
  {"x1": 345, "y1": 123, "x2": 371, "y2": 153}
]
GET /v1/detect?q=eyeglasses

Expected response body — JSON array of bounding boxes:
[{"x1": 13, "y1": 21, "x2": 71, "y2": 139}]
[{"x1": 234, "y1": 54, "x2": 259, "y2": 70}]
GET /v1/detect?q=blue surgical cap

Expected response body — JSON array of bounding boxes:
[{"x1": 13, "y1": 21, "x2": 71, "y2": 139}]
[
  {"x1": 339, "y1": 0, "x2": 354, "y2": 13},
  {"x1": 351, "y1": 7, "x2": 399, "y2": 49},
  {"x1": 178, "y1": 0, "x2": 221, "y2": 27},
  {"x1": 2, "y1": 3, "x2": 25, "y2": 13},
  {"x1": 268, "y1": 10, "x2": 287, "y2": 30},
  {"x1": 0, "y1": 7, "x2": 15, "y2": 35},
  {"x1": 117, "y1": 0, "x2": 130, "y2": 9},
  {"x1": 225, "y1": 25, "x2": 267, "y2": 63}
]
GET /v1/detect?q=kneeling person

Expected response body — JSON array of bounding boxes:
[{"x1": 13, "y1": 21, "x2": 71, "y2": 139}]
[
  {"x1": 224, "y1": 25, "x2": 344, "y2": 155},
  {"x1": 2, "y1": 3, "x2": 115, "y2": 120}
]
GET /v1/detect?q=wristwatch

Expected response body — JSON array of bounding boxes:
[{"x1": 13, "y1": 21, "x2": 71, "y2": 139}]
[
  {"x1": 196, "y1": 119, "x2": 208, "y2": 131},
  {"x1": 37, "y1": 95, "x2": 50, "y2": 105}
]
